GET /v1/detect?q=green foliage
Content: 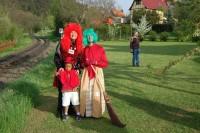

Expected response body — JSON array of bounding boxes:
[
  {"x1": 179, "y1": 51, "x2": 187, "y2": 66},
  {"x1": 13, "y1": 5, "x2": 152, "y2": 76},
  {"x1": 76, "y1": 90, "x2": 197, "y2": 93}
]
[
  {"x1": 9, "y1": 10, "x2": 42, "y2": 33},
  {"x1": 0, "y1": 15, "x2": 23, "y2": 41},
  {"x1": 131, "y1": 9, "x2": 160, "y2": 24},
  {"x1": 132, "y1": 9, "x2": 146, "y2": 24},
  {"x1": 120, "y1": 24, "x2": 132, "y2": 40},
  {"x1": 1, "y1": 41, "x2": 200, "y2": 132},
  {"x1": 0, "y1": 54, "x2": 54, "y2": 133},
  {"x1": 94, "y1": 24, "x2": 131, "y2": 41},
  {"x1": 146, "y1": 10, "x2": 160, "y2": 24},
  {"x1": 0, "y1": 89, "x2": 32, "y2": 133},
  {"x1": 173, "y1": 0, "x2": 200, "y2": 41},
  {"x1": 152, "y1": 24, "x2": 173, "y2": 33},
  {"x1": 160, "y1": 32, "x2": 169, "y2": 41},
  {"x1": 0, "y1": 15, "x2": 11, "y2": 40},
  {"x1": 0, "y1": 36, "x2": 31, "y2": 58},
  {"x1": 148, "y1": 31, "x2": 157, "y2": 41},
  {"x1": 94, "y1": 24, "x2": 108, "y2": 41},
  {"x1": 175, "y1": 20, "x2": 194, "y2": 41},
  {"x1": 132, "y1": 15, "x2": 152, "y2": 39}
]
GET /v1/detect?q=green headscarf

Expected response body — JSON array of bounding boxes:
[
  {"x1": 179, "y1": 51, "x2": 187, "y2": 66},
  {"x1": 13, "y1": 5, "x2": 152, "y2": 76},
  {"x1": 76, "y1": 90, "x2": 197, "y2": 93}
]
[{"x1": 83, "y1": 28, "x2": 98, "y2": 46}]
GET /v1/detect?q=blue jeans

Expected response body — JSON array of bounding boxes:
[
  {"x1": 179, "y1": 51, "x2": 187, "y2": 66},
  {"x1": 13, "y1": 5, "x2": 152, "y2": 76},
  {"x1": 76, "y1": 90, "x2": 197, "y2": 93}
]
[{"x1": 132, "y1": 48, "x2": 140, "y2": 66}]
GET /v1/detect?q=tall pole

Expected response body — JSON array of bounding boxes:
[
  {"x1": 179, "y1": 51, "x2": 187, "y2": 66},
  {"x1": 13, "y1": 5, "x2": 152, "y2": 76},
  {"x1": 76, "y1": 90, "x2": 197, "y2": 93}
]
[{"x1": 130, "y1": 9, "x2": 133, "y2": 36}]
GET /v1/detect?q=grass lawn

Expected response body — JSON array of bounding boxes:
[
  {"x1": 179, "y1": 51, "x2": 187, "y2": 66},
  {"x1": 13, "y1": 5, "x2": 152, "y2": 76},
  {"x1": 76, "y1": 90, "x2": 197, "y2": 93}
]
[
  {"x1": 0, "y1": 36, "x2": 32, "y2": 58},
  {"x1": 0, "y1": 41, "x2": 199, "y2": 133}
]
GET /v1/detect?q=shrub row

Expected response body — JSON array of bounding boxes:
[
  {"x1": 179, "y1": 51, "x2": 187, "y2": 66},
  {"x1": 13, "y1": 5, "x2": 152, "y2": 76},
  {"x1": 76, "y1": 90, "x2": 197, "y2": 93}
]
[{"x1": 147, "y1": 31, "x2": 169, "y2": 41}]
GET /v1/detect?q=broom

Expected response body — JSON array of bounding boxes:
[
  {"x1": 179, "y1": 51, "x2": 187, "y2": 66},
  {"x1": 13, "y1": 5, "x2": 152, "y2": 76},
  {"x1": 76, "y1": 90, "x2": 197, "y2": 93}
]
[{"x1": 91, "y1": 65, "x2": 126, "y2": 128}]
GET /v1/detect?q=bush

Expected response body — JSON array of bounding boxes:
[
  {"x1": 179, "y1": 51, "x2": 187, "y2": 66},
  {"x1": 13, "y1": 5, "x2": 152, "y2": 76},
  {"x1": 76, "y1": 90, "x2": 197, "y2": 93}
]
[
  {"x1": 0, "y1": 15, "x2": 23, "y2": 41},
  {"x1": 9, "y1": 10, "x2": 42, "y2": 33},
  {"x1": 0, "y1": 16, "x2": 11, "y2": 40},
  {"x1": 175, "y1": 20, "x2": 195, "y2": 42},
  {"x1": 148, "y1": 31, "x2": 157, "y2": 41},
  {"x1": 95, "y1": 24, "x2": 109, "y2": 41},
  {"x1": 152, "y1": 24, "x2": 173, "y2": 33},
  {"x1": 192, "y1": 36, "x2": 200, "y2": 42},
  {"x1": 197, "y1": 41, "x2": 200, "y2": 46},
  {"x1": 160, "y1": 32, "x2": 169, "y2": 41}
]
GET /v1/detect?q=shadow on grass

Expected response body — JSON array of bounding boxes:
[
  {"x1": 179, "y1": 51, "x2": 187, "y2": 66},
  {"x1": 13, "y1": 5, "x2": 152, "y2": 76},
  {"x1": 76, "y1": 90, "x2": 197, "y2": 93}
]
[
  {"x1": 193, "y1": 56, "x2": 200, "y2": 64},
  {"x1": 104, "y1": 43, "x2": 196, "y2": 56},
  {"x1": 8, "y1": 80, "x2": 58, "y2": 116},
  {"x1": 0, "y1": 81, "x2": 5, "y2": 91},
  {"x1": 105, "y1": 62, "x2": 200, "y2": 96},
  {"x1": 72, "y1": 117, "x2": 129, "y2": 133},
  {"x1": 8, "y1": 80, "x2": 40, "y2": 106},
  {"x1": 108, "y1": 90, "x2": 200, "y2": 130},
  {"x1": 36, "y1": 95, "x2": 58, "y2": 115}
]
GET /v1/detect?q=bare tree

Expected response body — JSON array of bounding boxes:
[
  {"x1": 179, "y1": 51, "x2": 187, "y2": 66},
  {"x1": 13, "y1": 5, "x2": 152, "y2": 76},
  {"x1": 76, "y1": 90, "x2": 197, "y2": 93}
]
[{"x1": 76, "y1": 0, "x2": 115, "y2": 21}]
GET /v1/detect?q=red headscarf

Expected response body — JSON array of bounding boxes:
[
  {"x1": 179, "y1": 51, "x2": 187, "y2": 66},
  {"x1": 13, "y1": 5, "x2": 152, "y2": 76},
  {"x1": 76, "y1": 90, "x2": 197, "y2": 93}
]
[{"x1": 60, "y1": 23, "x2": 83, "y2": 60}]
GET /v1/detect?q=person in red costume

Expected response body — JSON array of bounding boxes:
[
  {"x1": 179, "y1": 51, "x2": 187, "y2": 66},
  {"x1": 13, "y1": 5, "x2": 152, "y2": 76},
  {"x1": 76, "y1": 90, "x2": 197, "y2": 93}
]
[
  {"x1": 60, "y1": 23, "x2": 83, "y2": 70},
  {"x1": 80, "y1": 28, "x2": 108, "y2": 118},
  {"x1": 58, "y1": 57, "x2": 81, "y2": 121},
  {"x1": 53, "y1": 23, "x2": 84, "y2": 119}
]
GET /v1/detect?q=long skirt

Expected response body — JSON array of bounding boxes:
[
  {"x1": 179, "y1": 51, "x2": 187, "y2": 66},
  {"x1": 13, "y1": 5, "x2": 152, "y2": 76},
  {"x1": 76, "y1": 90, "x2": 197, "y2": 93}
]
[{"x1": 80, "y1": 67, "x2": 106, "y2": 118}]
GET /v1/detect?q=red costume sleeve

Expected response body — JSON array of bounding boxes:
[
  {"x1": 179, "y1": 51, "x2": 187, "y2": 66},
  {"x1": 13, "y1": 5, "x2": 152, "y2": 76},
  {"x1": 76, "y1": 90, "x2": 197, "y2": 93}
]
[
  {"x1": 58, "y1": 71, "x2": 67, "y2": 86},
  {"x1": 95, "y1": 47, "x2": 108, "y2": 68},
  {"x1": 71, "y1": 70, "x2": 80, "y2": 88}
]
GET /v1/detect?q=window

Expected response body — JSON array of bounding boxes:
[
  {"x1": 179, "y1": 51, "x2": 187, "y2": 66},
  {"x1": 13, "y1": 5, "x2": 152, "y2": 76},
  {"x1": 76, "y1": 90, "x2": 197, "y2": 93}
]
[{"x1": 136, "y1": 0, "x2": 141, "y2": 5}]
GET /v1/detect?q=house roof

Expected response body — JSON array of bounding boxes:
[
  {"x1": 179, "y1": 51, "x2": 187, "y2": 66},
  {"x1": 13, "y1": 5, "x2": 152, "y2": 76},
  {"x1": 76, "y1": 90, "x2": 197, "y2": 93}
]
[
  {"x1": 129, "y1": 0, "x2": 168, "y2": 10},
  {"x1": 111, "y1": 8, "x2": 125, "y2": 17},
  {"x1": 143, "y1": 0, "x2": 168, "y2": 10}
]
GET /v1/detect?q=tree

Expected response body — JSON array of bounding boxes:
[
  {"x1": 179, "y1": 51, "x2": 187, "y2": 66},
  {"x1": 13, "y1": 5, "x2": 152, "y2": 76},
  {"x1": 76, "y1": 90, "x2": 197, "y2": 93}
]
[
  {"x1": 131, "y1": 9, "x2": 160, "y2": 24},
  {"x1": 131, "y1": 15, "x2": 152, "y2": 39},
  {"x1": 173, "y1": 0, "x2": 200, "y2": 40}
]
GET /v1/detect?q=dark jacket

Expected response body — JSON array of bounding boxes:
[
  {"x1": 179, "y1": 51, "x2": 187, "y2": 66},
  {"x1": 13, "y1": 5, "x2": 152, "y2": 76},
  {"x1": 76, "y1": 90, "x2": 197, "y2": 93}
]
[
  {"x1": 54, "y1": 43, "x2": 64, "y2": 70},
  {"x1": 130, "y1": 38, "x2": 140, "y2": 49}
]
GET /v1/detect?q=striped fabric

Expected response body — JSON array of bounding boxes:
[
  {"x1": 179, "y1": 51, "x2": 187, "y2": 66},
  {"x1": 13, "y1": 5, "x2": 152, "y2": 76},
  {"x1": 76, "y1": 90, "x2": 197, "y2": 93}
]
[{"x1": 85, "y1": 79, "x2": 94, "y2": 117}]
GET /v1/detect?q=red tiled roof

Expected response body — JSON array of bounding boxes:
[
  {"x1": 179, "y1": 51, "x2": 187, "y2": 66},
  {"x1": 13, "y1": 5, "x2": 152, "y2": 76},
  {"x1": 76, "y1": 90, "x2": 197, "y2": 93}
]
[
  {"x1": 104, "y1": 18, "x2": 113, "y2": 25},
  {"x1": 111, "y1": 8, "x2": 125, "y2": 17},
  {"x1": 142, "y1": 0, "x2": 168, "y2": 10}
]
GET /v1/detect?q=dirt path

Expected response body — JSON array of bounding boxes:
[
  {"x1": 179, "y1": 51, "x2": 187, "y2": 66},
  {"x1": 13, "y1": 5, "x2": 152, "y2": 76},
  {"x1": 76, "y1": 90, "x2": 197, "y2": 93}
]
[
  {"x1": 0, "y1": 38, "x2": 59, "y2": 132},
  {"x1": 0, "y1": 39, "x2": 56, "y2": 84}
]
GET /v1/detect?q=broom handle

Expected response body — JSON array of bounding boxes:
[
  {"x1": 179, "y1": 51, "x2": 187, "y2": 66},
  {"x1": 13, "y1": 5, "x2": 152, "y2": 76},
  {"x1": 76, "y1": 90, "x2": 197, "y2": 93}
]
[{"x1": 90, "y1": 65, "x2": 110, "y2": 102}]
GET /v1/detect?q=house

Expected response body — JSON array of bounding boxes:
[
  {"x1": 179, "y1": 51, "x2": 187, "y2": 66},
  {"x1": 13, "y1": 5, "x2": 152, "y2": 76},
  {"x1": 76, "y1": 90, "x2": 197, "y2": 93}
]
[
  {"x1": 105, "y1": 8, "x2": 126, "y2": 25},
  {"x1": 129, "y1": 0, "x2": 168, "y2": 24}
]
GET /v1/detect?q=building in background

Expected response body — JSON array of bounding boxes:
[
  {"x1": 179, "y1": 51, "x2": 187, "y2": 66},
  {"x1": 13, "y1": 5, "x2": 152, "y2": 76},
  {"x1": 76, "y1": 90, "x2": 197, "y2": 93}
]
[
  {"x1": 129, "y1": 0, "x2": 168, "y2": 24},
  {"x1": 105, "y1": 8, "x2": 126, "y2": 25}
]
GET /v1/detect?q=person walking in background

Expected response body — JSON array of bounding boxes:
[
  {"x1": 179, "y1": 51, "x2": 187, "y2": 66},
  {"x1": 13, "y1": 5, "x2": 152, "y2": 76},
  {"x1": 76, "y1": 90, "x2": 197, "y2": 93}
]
[{"x1": 130, "y1": 32, "x2": 140, "y2": 67}]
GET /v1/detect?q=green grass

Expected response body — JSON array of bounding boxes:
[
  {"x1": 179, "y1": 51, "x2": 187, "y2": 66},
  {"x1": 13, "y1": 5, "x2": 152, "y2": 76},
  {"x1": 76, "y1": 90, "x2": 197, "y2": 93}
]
[
  {"x1": 0, "y1": 41, "x2": 199, "y2": 133},
  {"x1": 0, "y1": 36, "x2": 32, "y2": 58}
]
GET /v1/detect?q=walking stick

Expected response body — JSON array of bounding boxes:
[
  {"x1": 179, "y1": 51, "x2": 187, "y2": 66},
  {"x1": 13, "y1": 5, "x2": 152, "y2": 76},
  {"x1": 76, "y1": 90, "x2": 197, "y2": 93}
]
[{"x1": 91, "y1": 65, "x2": 126, "y2": 128}]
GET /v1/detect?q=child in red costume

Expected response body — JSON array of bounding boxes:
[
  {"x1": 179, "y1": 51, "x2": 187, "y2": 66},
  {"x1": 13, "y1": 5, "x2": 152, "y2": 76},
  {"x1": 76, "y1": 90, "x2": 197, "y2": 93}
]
[
  {"x1": 58, "y1": 57, "x2": 81, "y2": 121},
  {"x1": 53, "y1": 23, "x2": 83, "y2": 119}
]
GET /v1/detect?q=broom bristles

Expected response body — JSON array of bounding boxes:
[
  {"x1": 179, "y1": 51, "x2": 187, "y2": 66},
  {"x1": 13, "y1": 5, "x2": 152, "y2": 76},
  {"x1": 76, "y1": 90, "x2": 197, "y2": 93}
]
[{"x1": 103, "y1": 93, "x2": 126, "y2": 128}]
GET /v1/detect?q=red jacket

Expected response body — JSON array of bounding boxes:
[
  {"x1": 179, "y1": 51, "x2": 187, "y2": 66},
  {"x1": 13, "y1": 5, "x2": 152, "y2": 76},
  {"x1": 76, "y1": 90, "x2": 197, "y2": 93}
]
[
  {"x1": 58, "y1": 69, "x2": 80, "y2": 92},
  {"x1": 83, "y1": 44, "x2": 108, "y2": 79}
]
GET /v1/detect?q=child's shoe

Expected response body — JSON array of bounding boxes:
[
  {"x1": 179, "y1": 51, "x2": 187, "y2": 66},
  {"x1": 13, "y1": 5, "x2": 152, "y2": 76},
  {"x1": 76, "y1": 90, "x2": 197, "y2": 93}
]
[
  {"x1": 62, "y1": 115, "x2": 69, "y2": 122},
  {"x1": 76, "y1": 115, "x2": 81, "y2": 121}
]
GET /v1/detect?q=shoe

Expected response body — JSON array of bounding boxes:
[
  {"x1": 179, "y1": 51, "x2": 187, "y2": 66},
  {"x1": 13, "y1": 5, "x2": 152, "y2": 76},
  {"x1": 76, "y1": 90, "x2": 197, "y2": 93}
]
[
  {"x1": 62, "y1": 115, "x2": 69, "y2": 122},
  {"x1": 76, "y1": 115, "x2": 81, "y2": 121}
]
